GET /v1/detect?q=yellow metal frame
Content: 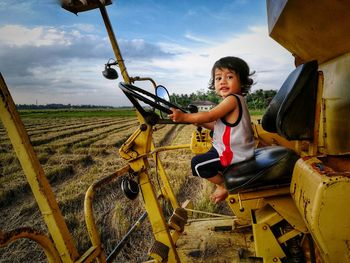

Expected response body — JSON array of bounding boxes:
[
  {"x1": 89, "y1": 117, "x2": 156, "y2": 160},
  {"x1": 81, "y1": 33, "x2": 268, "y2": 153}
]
[
  {"x1": 0, "y1": 227, "x2": 60, "y2": 263},
  {"x1": 118, "y1": 112, "x2": 194, "y2": 262},
  {"x1": 226, "y1": 186, "x2": 290, "y2": 224},
  {"x1": 83, "y1": 165, "x2": 131, "y2": 262},
  {"x1": 0, "y1": 73, "x2": 80, "y2": 262},
  {"x1": 190, "y1": 128, "x2": 212, "y2": 154},
  {"x1": 2, "y1": 2, "x2": 349, "y2": 263},
  {"x1": 252, "y1": 206, "x2": 286, "y2": 263}
]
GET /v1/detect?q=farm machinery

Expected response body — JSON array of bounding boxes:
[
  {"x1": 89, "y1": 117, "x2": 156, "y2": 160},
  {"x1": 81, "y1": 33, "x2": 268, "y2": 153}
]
[{"x1": 1, "y1": 0, "x2": 350, "y2": 262}]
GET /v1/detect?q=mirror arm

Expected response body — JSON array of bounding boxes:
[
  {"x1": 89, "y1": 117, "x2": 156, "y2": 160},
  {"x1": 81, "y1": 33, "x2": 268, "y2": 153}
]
[{"x1": 130, "y1": 77, "x2": 157, "y2": 89}]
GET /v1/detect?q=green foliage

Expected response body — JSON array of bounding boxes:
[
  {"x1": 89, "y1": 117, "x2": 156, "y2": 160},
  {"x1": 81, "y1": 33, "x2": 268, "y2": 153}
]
[
  {"x1": 245, "y1": 89, "x2": 277, "y2": 110},
  {"x1": 170, "y1": 89, "x2": 276, "y2": 110},
  {"x1": 170, "y1": 89, "x2": 220, "y2": 107}
]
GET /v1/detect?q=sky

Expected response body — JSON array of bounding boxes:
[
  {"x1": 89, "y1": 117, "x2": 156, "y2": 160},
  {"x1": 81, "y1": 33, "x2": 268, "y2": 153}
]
[{"x1": 0, "y1": 0, "x2": 295, "y2": 107}]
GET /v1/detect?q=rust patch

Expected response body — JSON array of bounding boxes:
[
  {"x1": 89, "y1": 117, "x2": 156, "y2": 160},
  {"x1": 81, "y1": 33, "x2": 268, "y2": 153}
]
[
  {"x1": 311, "y1": 162, "x2": 333, "y2": 174},
  {"x1": 346, "y1": 240, "x2": 350, "y2": 260}
]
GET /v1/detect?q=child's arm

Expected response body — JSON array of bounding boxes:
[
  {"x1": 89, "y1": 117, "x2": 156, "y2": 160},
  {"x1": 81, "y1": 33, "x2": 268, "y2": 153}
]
[
  {"x1": 169, "y1": 95, "x2": 237, "y2": 124},
  {"x1": 196, "y1": 122, "x2": 215, "y2": 130}
]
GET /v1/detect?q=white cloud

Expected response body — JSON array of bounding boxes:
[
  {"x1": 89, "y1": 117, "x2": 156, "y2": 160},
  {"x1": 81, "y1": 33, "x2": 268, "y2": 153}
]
[
  {"x1": 61, "y1": 23, "x2": 96, "y2": 33},
  {"x1": 0, "y1": 24, "x2": 173, "y2": 106},
  {"x1": 1, "y1": 23, "x2": 295, "y2": 106},
  {"x1": 126, "y1": 25, "x2": 295, "y2": 95},
  {"x1": 0, "y1": 25, "x2": 71, "y2": 47},
  {"x1": 184, "y1": 32, "x2": 214, "y2": 45}
]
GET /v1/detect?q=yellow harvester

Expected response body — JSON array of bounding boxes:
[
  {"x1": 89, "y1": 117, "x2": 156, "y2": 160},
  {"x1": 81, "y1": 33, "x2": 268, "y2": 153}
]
[{"x1": 1, "y1": 0, "x2": 349, "y2": 262}]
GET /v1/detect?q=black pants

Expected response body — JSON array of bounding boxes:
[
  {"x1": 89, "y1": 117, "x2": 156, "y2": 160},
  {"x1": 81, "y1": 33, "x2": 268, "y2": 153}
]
[{"x1": 191, "y1": 147, "x2": 224, "y2": 179}]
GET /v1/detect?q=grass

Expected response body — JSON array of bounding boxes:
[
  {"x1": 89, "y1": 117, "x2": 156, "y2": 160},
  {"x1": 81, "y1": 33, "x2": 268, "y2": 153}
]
[
  {"x1": 19, "y1": 108, "x2": 136, "y2": 118},
  {"x1": 17, "y1": 108, "x2": 263, "y2": 119},
  {"x1": 249, "y1": 109, "x2": 265, "y2": 116}
]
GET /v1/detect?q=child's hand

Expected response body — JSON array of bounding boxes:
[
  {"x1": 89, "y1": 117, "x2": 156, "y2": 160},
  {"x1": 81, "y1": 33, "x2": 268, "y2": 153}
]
[{"x1": 169, "y1": 108, "x2": 184, "y2": 123}]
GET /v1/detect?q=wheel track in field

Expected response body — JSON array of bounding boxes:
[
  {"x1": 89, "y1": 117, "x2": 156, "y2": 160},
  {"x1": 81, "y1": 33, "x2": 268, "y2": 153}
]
[
  {"x1": 0, "y1": 118, "x2": 134, "y2": 146},
  {"x1": 0, "y1": 117, "x2": 83, "y2": 137},
  {"x1": 157, "y1": 124, "x2": 186, "y2": 146},
  {"x1": 49, "y1": 120, "x2": 171, "y2": 150},
  {"x1": 0, "y1": 119, "x2": 138, "y2": 179},
  {"x1": 45, "y1": 122, "x2": 138, "y2": 149},
  {"x1": 1, "y1": 122, "x2": 133, "y2": 176},
  {"x1": 0, "y1": 119, "x2": 138, "y2": 207},
  {"x1": 26, "y1": 117, "x2": 125, "y2": 136},
  {"x1": 0, "y1": 118, "x2": 68, "y2": 138},
  {"x1": 31, "y1": 119, "x2": 138, "y2": 146}
]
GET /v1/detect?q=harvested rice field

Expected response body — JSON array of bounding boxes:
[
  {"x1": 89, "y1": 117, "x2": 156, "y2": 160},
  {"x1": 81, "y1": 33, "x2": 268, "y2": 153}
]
[{"x1": 0, "y1": 110, "x2": 225, "y2": 262}]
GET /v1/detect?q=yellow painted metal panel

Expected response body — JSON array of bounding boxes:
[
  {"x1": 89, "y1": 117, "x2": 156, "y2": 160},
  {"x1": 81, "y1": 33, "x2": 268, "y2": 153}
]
[
  {"x1": 253, "y1": 123, "x2": 296, "y2": 151},
  {"x1": 267, "y1": 0, "x2": 350, "y2": 63},
  {"x1": 253, "y1": 222, "x2": 285, "y2": 262},
  {"x1": 320, "y1": 52, "x2": 350, "y2": 155},
  {"x1": 291, "y1": 157, "x2": 350, "y2": 263},
  {"x1": 266, "y1": 196, "x2": 308, "y2": 233}
]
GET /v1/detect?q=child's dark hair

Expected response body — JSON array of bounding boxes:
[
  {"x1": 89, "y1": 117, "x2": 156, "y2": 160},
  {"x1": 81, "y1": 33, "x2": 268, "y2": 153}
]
[{"x1": 209, "y1": 56, "x2": 255, "y2": 95}]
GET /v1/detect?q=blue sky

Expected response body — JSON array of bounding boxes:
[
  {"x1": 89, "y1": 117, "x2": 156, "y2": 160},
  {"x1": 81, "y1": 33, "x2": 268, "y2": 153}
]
[{"x1": 0, "y1": 0, "x2": 294, "y2": 106}]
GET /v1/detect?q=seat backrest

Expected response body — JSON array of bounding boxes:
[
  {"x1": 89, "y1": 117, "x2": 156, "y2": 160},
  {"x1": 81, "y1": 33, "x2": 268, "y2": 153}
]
[{"x1": 262, "y1": 60, "x2": 318, "y2": 140}]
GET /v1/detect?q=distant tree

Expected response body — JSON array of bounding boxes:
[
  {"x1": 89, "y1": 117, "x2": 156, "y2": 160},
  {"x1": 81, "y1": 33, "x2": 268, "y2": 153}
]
[
  {"x1": 246, "y1": 89, "x2": 276, "y2": 110},
  {"x1": 170, "y1": 89, "x2": 276, "y2": 110}
]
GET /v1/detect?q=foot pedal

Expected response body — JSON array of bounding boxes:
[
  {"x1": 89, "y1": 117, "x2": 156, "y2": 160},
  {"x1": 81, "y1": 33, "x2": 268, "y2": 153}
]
[
  {"x1": 149, "y1": 240, "x2": 169, "y2": 262},
  {"x1": 168, "y1": 207, "x2": 188, "y2": 232}
]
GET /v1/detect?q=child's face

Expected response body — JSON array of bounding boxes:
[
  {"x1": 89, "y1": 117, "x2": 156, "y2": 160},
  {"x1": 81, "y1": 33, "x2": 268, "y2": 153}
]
[{"x1": 214, "y1": 68, "x2": 241, "y2": 98}]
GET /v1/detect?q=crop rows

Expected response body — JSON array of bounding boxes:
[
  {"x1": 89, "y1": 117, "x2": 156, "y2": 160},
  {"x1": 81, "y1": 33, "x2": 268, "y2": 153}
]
[{"x1": 0, "y1": 114, "x2": 203, "y2": 262}]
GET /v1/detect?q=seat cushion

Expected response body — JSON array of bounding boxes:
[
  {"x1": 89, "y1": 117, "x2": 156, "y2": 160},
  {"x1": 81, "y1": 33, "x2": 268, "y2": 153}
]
[
  {"x1": 223, "y1": 146, "x2": 298, "y2": 193},
  {"x1": 262, "y1": 60, "x2": 318, "y2": 140}
]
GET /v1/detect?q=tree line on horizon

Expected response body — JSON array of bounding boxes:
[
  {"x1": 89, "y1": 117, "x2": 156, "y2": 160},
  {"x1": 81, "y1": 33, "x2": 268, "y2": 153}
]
[
  {"x1": 16, "y1": 104, "x2": 125, "y2": 110},
  {"x1": 16, "y1": 89, "x2": 276, "y2": 110},
  {"x1": 170, "y1": 89, "x2": 277, "y2": 110}
]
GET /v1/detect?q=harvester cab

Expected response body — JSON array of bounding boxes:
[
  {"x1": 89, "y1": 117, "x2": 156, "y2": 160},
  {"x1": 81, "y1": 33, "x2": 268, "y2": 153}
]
[{"x1": 0, "y1": 0, "x2": 349, "y2": 262}]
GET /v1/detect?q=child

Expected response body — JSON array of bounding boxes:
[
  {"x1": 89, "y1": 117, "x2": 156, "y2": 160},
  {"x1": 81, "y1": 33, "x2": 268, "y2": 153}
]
[{"x1": 169, "y1": 56, "x2": 255, "y2": 203}]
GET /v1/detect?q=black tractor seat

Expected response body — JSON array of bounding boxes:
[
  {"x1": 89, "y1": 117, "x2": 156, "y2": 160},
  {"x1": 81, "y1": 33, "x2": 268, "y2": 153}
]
[
  {"x1": 223, "y1": 146, "x2": 298, "y2": 194},
  {"x1": 223, "y1": 60, "x2": 318, "y2": 194}
]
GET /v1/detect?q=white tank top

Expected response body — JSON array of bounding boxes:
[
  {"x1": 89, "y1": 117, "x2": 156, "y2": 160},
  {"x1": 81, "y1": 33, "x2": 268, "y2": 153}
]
[{"x1": 212, "y1": 94, "x2": 255, "y2": 166}]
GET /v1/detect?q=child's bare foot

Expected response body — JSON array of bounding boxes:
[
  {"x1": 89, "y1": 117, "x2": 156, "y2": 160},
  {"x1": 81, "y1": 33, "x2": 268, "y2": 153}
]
[{"x1": 210, "y1": 185, "x2": 228, "y2": 203}]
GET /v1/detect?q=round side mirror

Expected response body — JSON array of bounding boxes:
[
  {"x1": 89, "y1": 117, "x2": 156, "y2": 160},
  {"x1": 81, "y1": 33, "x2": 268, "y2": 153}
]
[
  {"x1": 155, "y1": 85, "x2": 171, "y2": 119},
  {"x1": 156, "y1": 85, "x2": 170, "y2": 101}
]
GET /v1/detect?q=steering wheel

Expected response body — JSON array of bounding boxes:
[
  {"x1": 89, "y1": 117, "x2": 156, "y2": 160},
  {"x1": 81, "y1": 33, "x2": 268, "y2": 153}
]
[{"x1": 119, "y1": 82, "x2": 187, "y2": 115}]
